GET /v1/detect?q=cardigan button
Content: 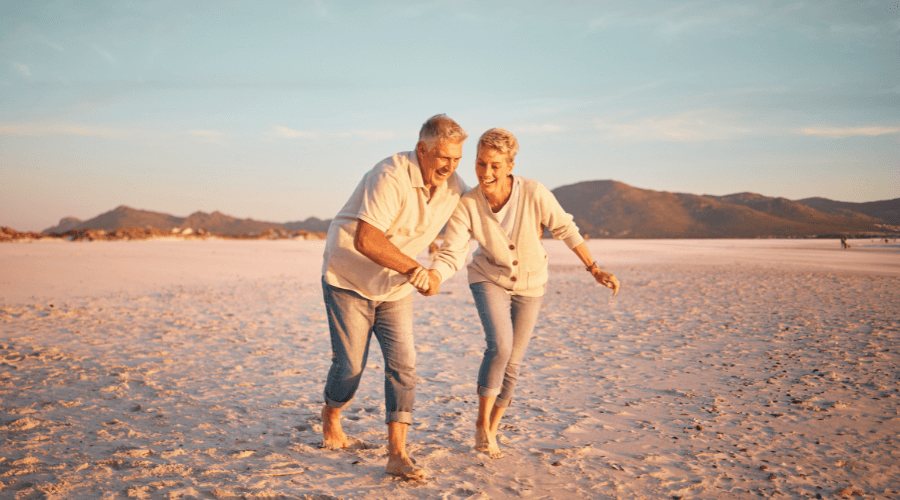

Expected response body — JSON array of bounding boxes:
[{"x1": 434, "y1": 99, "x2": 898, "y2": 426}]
[
  {"x1": 512, "y1": 260, "x2": 518, "y2": 265},
  {"x1": 510, "y1": 276, "x2": 517, "y2": 282},
  {"x1": 509, "y1": 244, "x2": 515, "y2": 250}
]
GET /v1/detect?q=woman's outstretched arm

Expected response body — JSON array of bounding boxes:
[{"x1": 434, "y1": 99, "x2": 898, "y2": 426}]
[{"x1": 570, "y1": 242, "x2": 620, "y2": 296}]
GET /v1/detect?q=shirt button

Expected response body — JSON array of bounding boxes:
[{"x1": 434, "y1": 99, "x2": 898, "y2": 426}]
[
  {"x1": 509, "y1": 244, "x2": 515, "y2": 250},
  {"x1": 512, "y1": 260, "x2": 518, "y2": 265},
  {"x1": 510, "y1": 276, "x2": 517, "y2": 282}
]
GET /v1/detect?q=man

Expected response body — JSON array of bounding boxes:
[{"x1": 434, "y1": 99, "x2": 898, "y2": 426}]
[{"x1": 319, "y1": 114, "x2": 468, "y2": 479}]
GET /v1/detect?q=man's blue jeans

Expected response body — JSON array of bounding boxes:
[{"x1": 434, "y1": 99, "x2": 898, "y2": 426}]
[
  {"x1": 322, "y1": 277, "x2": 416, "y2": 424},
  {"x1": 469, "y1": 281, "x2": 543, "y2": 408}
]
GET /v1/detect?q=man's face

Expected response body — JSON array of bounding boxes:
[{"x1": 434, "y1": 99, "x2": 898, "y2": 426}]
[{"x1": 417, "y1": 139, "x2": 463, "y2": 190}]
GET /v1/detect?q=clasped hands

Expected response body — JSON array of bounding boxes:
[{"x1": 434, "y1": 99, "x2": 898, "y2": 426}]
[{"x1": 406, "y1": 267, "x2": 440, "y2": 296}]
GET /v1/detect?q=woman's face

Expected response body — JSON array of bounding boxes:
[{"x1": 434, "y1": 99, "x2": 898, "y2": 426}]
[{"x1": 475, "y1": 147, "x2": 514, "y2": 197}]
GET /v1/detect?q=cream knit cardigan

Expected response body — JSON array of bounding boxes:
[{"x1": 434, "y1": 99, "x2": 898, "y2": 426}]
[{"x1": 431, "y1": 176, "x2": 585, "y2": 297}]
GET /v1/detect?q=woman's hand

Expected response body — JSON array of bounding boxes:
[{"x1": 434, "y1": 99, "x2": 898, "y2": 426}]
[
  {"x1": 589, "y1": 266, "x2": 620, "y2": 296},
  {"x1": 407, "y1": 267, "x2": 430, "y2": 292}
]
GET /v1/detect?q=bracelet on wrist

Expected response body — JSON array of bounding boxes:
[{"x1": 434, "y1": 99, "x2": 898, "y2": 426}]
[{"x1": 586, "y1": 261, "x2": 599, "y2": 272}]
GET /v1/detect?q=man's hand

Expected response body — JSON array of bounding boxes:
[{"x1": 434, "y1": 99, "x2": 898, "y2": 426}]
[
  {"x1": 418, "y1": 270, "x2": 441, "y2": 296},
  {"x1": 407, "y1": 268, "x2": 440, "y2": 296},
  {"x1": 407, "y1": 267, "x2": 430, "y2": 292},
  {"x1": 590, "y1": 267, "x2": 620, "y2": 296}
]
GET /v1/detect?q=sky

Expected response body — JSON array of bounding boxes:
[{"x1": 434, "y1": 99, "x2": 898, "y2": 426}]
[{"x1": 1, "y1": 0, "x2": 899, "y2": 232}]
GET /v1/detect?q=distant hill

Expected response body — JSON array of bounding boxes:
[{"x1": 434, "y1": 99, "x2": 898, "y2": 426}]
[
  {"x1": 42, "y1": 206, "x2": 330, "y2": 236},
  {"x1": 60, "y1": 206, "x2": 183, "y2": 233},
  {"x1": 283, "y1": 217, "x2": 332, "y2": 233},
  {"x1": 49, "y1": 216, "x2": 84, "y2": 233},
  {"x1": 38, "y1": 182, "x2": 900, "y2": 238},
  {"x1": 795, "y1": 197, "x2": 900, "y2": 226},
  {"x1": 551, "y1": 181, "x2": 898, "y2": 238}
]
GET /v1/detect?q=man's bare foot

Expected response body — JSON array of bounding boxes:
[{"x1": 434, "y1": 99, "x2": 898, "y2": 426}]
[
  {"x1": 320, "y1": 406, "x2": 349, "y2": 450},
  {"x1": 475, "y1": 426, "x2": 504, "y2": 459},
  {"x1": 475, "y1": 426, "x2": 490, "y2": 451},
  {"x1": 386, "y1": 454, "x2": 426, "y2": 481}
]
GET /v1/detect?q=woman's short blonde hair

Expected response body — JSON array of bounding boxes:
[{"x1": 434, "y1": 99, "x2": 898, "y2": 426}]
[{"x1": 477, "y1": 128, "x2": 519, "y2": 162}]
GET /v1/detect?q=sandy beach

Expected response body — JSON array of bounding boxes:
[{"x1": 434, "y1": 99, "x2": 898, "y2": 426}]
[{"x1": 1, "y1": 238, "x2": 898, "y2": 499}]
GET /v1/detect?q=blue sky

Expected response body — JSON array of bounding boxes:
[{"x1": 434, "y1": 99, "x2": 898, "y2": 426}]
[{"x1": 2, "y1": 0, "x2": 898, "y2": 232}]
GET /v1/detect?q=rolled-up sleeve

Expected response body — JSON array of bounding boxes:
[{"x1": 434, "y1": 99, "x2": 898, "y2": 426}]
[{"x1": 357, "y1": 171, "x2": 404, "y2": 233}]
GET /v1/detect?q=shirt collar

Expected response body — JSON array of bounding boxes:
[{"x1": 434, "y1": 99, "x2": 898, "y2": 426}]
[{"x1": 407, "y1": 151, "x2": 427, "y2": 189}]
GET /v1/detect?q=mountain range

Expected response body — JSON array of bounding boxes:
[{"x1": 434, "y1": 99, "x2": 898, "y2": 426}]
[
  {"x1": 551, "y1": 181, "x2": 898, "y2": 238},
  {"x1": 41, "y1": 180, "x2": 899, "y2": 238},
  {"x1": 43, "y1": 207, "x2": 331, "y2": 236}
]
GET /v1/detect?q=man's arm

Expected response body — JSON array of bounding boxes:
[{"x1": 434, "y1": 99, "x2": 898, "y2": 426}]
[{"x1": 354, "y1": 220, "x2": 439, "y2": 295}]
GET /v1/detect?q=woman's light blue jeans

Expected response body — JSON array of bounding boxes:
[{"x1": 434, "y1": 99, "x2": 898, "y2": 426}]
[
  {"x1": 322, "y1": 278, "x2": 416, "y2": 424},
  {"x1": 469, "y1": 281, "x2": 543, "y2": 408}
]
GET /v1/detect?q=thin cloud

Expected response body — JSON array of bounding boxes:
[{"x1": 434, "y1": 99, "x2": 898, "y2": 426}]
[
  {"x1": 588, "y1": 3, "x2": 757, "y2": 39},
  {"x1": 0, "y1": 123, "x2": 129, "y2": 137},
  {"x1": 271, "y1": 126, "x2": 396, "y2": 140},
  {"x1": 801, "y1": 126, "x2": 900, "y2": 138},
  {"x1": 594, "y1": 111, "x2": 751, "y2": 142},
  {"x1": 313, "y1": 0, "x2": 330, "y2": 18},
  {"x1": 12, "y1": 61, "x2": 32, "y2": 77},
  {"x1": 336, "y1": 129, "x2": 395, "y2": 140},
  {"x1": 34, "y1": 33, "x2": 64, "y2": 52},
  {"x1": 588, "y1": 2, "x2": 891, "y2": 43},
  {"x1": 92, "y1": 44, "x2": 117, "y2": 64},
  {"x1": 188, "y1": 129, "x2": 224, "y2": 137},
  {"x1": 272, "y1": 125, "x2": 320, "y2": 139},
  {"x1": 517, "y1": 123, "x2": 565, "y2": 134},
  {"x1": 828, "y1": 23, "x2": 879, "y2": 38},
  {"x1": 188, "y1": 129, "x2": 229, "y2": 145}
]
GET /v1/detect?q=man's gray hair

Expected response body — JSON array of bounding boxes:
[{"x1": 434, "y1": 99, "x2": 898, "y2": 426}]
[
  {"x1": 477, "y1": 127, "x2": 519, "y2": 162},
  {"x1": 418, "y1": 114, "x2": 468, "y2": 149}
]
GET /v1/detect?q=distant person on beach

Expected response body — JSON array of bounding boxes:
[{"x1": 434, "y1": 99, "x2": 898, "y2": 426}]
[
  {"x1": 318, "y1": 114, "x2": 468, "y2": 479},
  {"x1": 429, "y1": 128, "x2": 620, "y2": 458}
]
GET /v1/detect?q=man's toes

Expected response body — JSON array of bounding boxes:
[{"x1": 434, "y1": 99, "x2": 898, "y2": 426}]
[
  {"x1": 386, "y1": 459, "x2": 426, "y2": 481},
  {"x1": 320, "y1": 438, "x2": 346, "y2": 450}
]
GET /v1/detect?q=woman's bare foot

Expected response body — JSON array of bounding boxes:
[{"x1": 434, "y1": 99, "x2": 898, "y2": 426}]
[
  {"x1": 386, "y1": 454, "x2": 426, "y2": 480},
  {"x1": 320, "y1": 406, "x2": 349, "y2": 450},
  {"x1": 475, "y1": 426, "x2": 504, "y2": 459}
]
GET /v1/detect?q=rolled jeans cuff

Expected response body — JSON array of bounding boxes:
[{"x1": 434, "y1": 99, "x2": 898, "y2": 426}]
[
  {"x1": 477, "y1": 385, "x2": 501, "y2": 398},
  {"x1": 388, "y1": 411, "x2": 412, "y2": 425},
  {"x1": 494, "y1": 396, "x2": 512, "y2": 409},
  {"x1": 324, "y1": 394, "x2": 353, "y2": 410}
]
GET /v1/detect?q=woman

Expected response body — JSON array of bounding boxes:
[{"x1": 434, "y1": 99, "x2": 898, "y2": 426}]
[{"x1": 428, "y1": 128, "x2": 620, "y2": 458}]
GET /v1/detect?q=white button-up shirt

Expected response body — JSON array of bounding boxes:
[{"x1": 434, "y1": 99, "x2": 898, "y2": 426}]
[{"x1": 322, "y1": 151, "x2": 468, "y2": 301}]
